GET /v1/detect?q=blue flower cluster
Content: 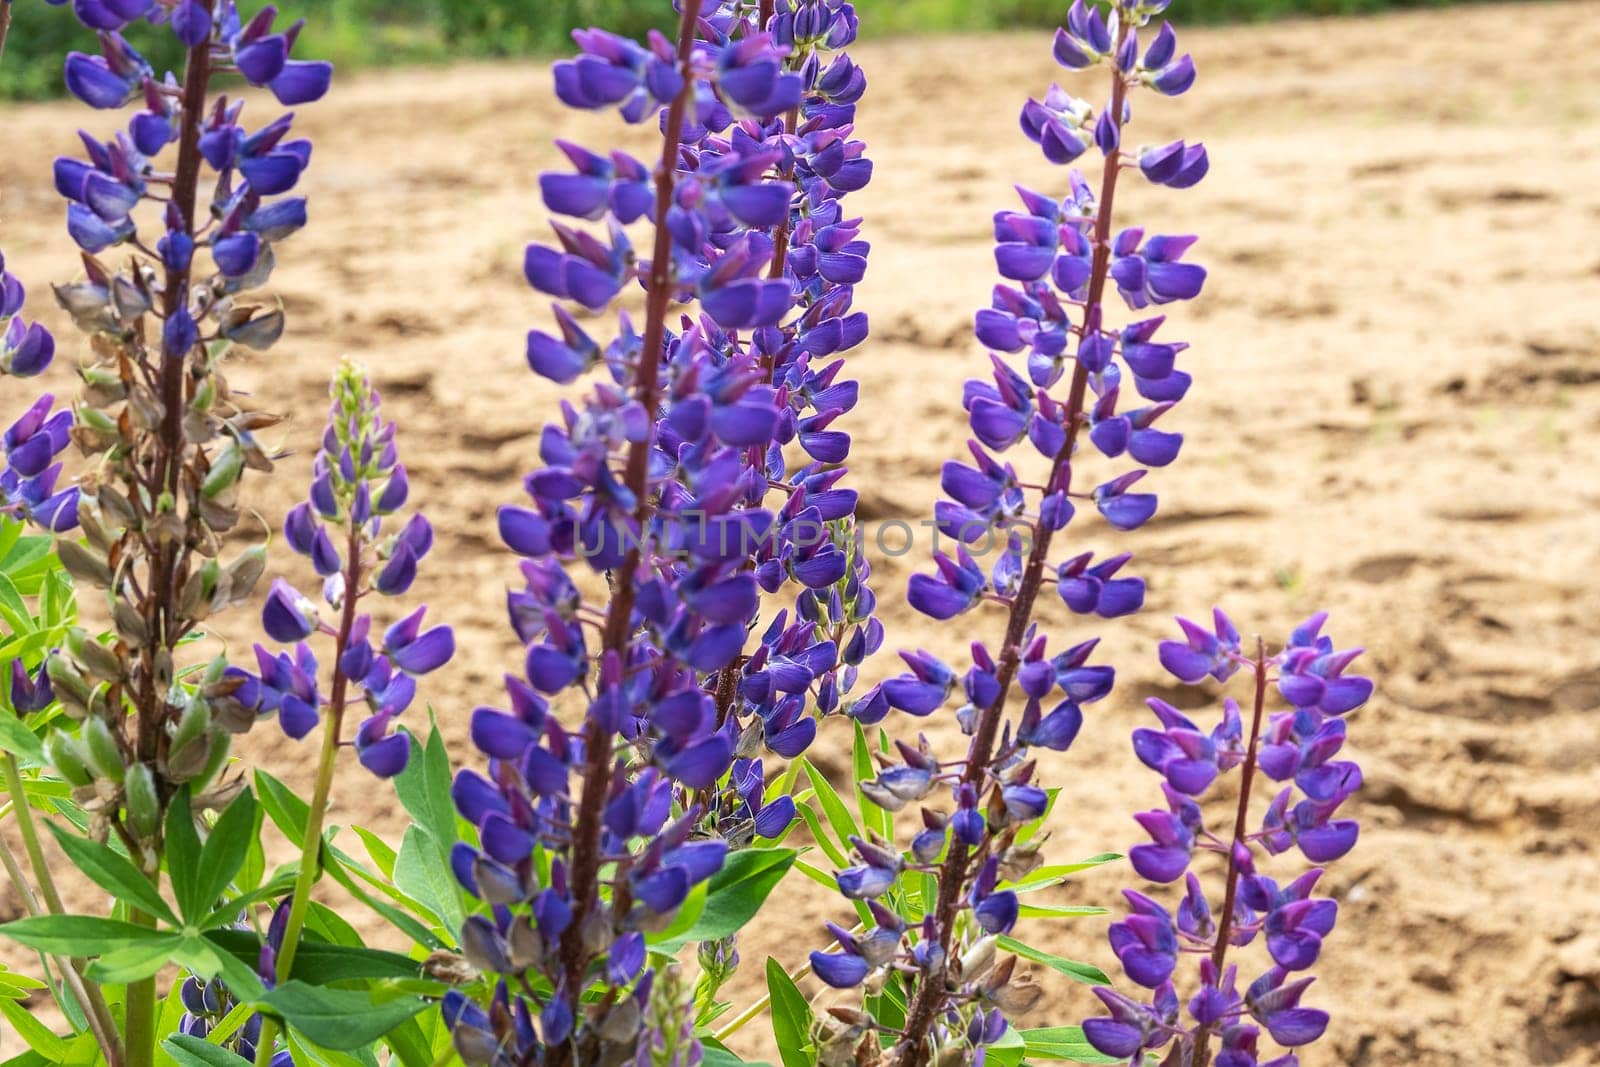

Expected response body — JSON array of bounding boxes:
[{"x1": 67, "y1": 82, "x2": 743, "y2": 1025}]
[
  {"x1": 446, "y1": 2, "x2": 878, "y2": 1063},
  {"x1": 230, "y1": 361, "x2": 452, "y2": 778},
  {"x1": 805, "y1": 2, "x2": 1212, "y2": 1061},
  {"x1": 1084, "y1": 612, "x2": 1371, "y2": 1067},
  {"x1": 0, "y1": 251, "x2": 77, "y2": 532}
]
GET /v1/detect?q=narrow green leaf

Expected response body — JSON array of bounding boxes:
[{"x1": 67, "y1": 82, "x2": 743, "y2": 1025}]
[
  {"x1": 677, "y1": 847, "x2": 795, "y2": 944},
  {"x1": 164, "y1": 1034, "x2": 258, "y2": 1067},
  {"x1": 393, "y1": 824, "x2": 464, "y2": 934},
  {"x1": 702, "y1": 1043, "x2": 776, "y2": 1067},
  {"x1": 0, "y1": 914, "x2": 167, "y2": 956},
  {"x1": 254, "y1": 769, "x2": 309, "y2": 846},
  {"x1": 803, "y1": 758, "x2": 860, "y2": 847},
  {"x1": 0, "y1": 714, "x2": 45, "y2": 766},
  {"x1": 47, "y1": 822, "x2": 175, "y2": 924},
  {"x1": 0, "y1": 1000, "x2": 70, "y2": 1062},
  {"x1": 392, "y1": 722, "x2": 454, "y2": 851},
  {"x1": 86, "y1": 933, "x2": 186, "y2": 984},
  {"x1": 205, "y1": 929, "x2": 421, "y2": 985},
  {"x1": 794, "y1": 801, "x2": 848, "y2": 867},
  {"x1": 995, "y1": 935, "x2": 1111, "y2": 986},
  {"x1": 1016, "y1": 903, "x2": 1107, "y2": 920},
  {"x1": 165, "y1": 787, "x2": 204, "y2": 918},
  {"x1": 1000, "y1": 854, "x2": 1122, "y2": 893},
  {"x1": 382, "y1": 1017, "x2": 439, "y2": 1067},
  {"x1": 765, "y1": 957, "x2": 813, "y2": 1067},
  {"x1": 191, "y1": 787, "x2": 258, "y2": 920},
  {"x1": 852, "y1": 721, "x2": 891, "y2": 841},
  {"x1": 352, "y1": 825, "x2": 398, "y2": 879},
  {"x1": 261, "y1": 981, "x2": 427, "y2": 1049},
  {"x1": 1019, "y1": 1024, "x2": 1119, "y2": 1063}
]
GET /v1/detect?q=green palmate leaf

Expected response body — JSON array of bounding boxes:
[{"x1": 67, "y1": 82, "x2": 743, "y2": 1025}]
[
  {"x1": 164, "y1": 1033, "x2": 256, "y2": 1067},
  {"x1": 996, "y1": 936, "x2": 1111, "y2": 986},
  {"x1": 765, "y1": 957, "x2": 813, "y2": 1067},
  {"x1": 678, "y1": 848, "x2": 796, "y2": 944},
  {"x1": 255, "y1": 768, "x2": 310, "y2": 845},
  {"x1": 46, "y1": 822, "x2": 175, "y2": 924},
  {"x1": 1019, "y1": 1025, "x2": 1119, "y2": 1063},
  {"x1": 0, "y1": 964, "x2": 45, "y2": 1001},
  {"x1": 165, "y1": 787, "x2": 206, "y2": 919},
  {"x1": 393, "y1": 824, "x2": 465, "y2": 934},
  {"x1": 261, "y1": 980, "x2": 427, "y2": 1049},
  {"x1": 802, "y1": 758, "x2": 860, "y2": 849},
  {"x1": 193, "y1": 787, "x2": 259, "y2": 923},
  {"x1": 0, "y1": 914, "x2": 167, "y2": 956},
  {"x1": 987, "y1": 1026, "x2": 1026, "y2": 1067},
  {"x1": 0, "y1": 712, "x2": 45, "y2": 765},
  {"x1": 0, "y1": 571, "x2": 32, "y2": 632}
]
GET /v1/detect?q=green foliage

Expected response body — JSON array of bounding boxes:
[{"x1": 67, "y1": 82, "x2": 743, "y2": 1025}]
[{"x1": 1, "y1": 0, "x2": 1465, "y2": 101}]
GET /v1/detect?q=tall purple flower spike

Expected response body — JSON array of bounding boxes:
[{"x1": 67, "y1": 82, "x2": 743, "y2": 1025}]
[
  {"x1": 229, "y1": 361, "x2": 452, "y2": 778},
  {"x1": 805, "y1": 1, "x2": 1212, "y2": 1062},
  {"x1": 1084, "y1": 612, "x2": 1370, "y2": 1067},
  {"x1": 446, "y1": 2, "x2": 879, "y2": 1064}
]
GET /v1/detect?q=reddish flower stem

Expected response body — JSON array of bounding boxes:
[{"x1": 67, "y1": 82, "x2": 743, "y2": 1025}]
[
  {"x1": 896, "y1": 30, "x2": 1132, "y2": 1066},
  {"x1": 1193, "y1": 639, "x2": 1269, "y2": 1067},
  {"x1": 549, "y1": 4, "x2": 700, "y2": 1061},
  {"x1": 141, "y1": 0, "x2": 216, "y2": 767}
]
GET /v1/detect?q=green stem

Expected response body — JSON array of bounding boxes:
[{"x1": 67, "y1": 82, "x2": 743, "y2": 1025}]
[
  {"x1": 124, "y1": 901, "x2": 158, "y2": 1067},
  {"x1": 1, "y1": 752, "x2": 125, "y2": 1065},
  {"x1": 255, "y1": 527, "x2": 363, "y2": 1067}
]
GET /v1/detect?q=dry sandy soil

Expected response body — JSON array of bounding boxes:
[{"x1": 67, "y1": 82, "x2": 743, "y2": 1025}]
[{"x1": 4, "y1": 1, "x2": 1600, "y2": 1063}]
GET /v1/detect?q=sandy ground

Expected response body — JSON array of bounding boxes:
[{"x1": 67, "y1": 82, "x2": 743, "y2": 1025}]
[{"x1": 4, "y1": 1, "x2": 1600, "y2": 1063}]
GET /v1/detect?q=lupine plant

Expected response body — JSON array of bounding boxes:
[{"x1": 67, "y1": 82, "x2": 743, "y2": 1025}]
[
  {"x1": 793, "y1": 1, "x2": 1210, "y2": 1063},
  {"x1": 1, "y1": 1, "x2": 1375, "y2": 1066},
  {"x1": 1078, "y1": 613, "x2": 1368, "y2": 1067},
  {"x1": 441, "y1": 1, "x2": 880, "y2": 1064}
]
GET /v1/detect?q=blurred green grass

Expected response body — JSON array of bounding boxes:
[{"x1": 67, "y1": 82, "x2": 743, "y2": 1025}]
[{"x1": 0, "y1": 0, "x2": 1457, "y2": 101}]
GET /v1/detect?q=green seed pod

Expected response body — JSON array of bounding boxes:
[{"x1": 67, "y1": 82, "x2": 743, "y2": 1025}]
[
  {"x1": 44, "y1": 732, "x2": 94, "y2": 788},
  {"x1": 168, "y1": 695, "x2": 211, "y2": 755},
  {"x1": 46, "y1": 654, "x2": 94, "y2": 715},
  {"x1": 67, "y1": 627, "x2": 123, "y2": 685},
  {"x1": 201, "y1": 442, "x2": 244, "y2": 499},
  {"x1": 191, "y1": 375, "x2": 217, "y2": 414},
  {"x1": 224, "y1": 544, "x2": 268, "y2": 605},
  {"x1": 74, "y1": 404, "x2": 120, "y2": 435},
  {"x1": 166, "y1": 734, "x2": 212, "y2": 784},
  {"x1": 56, "y1": 541, "x2": 113, "y2": 588},
  {"x1": 192, "y1": 732, "x2": 232, "y2": 795},
  {"x1": 124, "y1": 763, "x2": 159, "y2": 841},
  {"x1": 82, "y1": 717, "x2": 125, "y2": 784}
]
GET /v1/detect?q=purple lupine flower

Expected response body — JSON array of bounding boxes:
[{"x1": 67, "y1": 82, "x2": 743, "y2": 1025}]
[
  {"x1": 447, "y1": 4, "x2": 881, "y2": 1061},
  {"x1": 0, "y1": 252, "x2": 78, "y2": 533},
  {"x1": 233, "y1": 362, "x2": 450, "y2": 777},
  {"x1": 1084, "y1": 613, "x2": 1371, "y2": 1066},
  {"x1": 810, "y1": 3, "x2": 1212, "y2": 1061}
]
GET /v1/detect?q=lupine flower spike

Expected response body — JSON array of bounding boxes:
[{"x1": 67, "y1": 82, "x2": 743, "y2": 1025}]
[
  {"x1": 1084, "y1": 612, "x2": 1371, "y2": 1067},
  {"x1": 808, "y1": 1, "x2": 1209, "y2": 1062},
  {"x1": 234, "y1": 360, "x2": 452, "y2": 1065},
  {"x1": 448, "y1": 2, "x2": 878, "y2": 1063}
]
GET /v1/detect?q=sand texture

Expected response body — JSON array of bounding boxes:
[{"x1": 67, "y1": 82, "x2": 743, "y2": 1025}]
[{"x1": 3, "y1": 1, "x2": 1600, "y2": 1063}]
